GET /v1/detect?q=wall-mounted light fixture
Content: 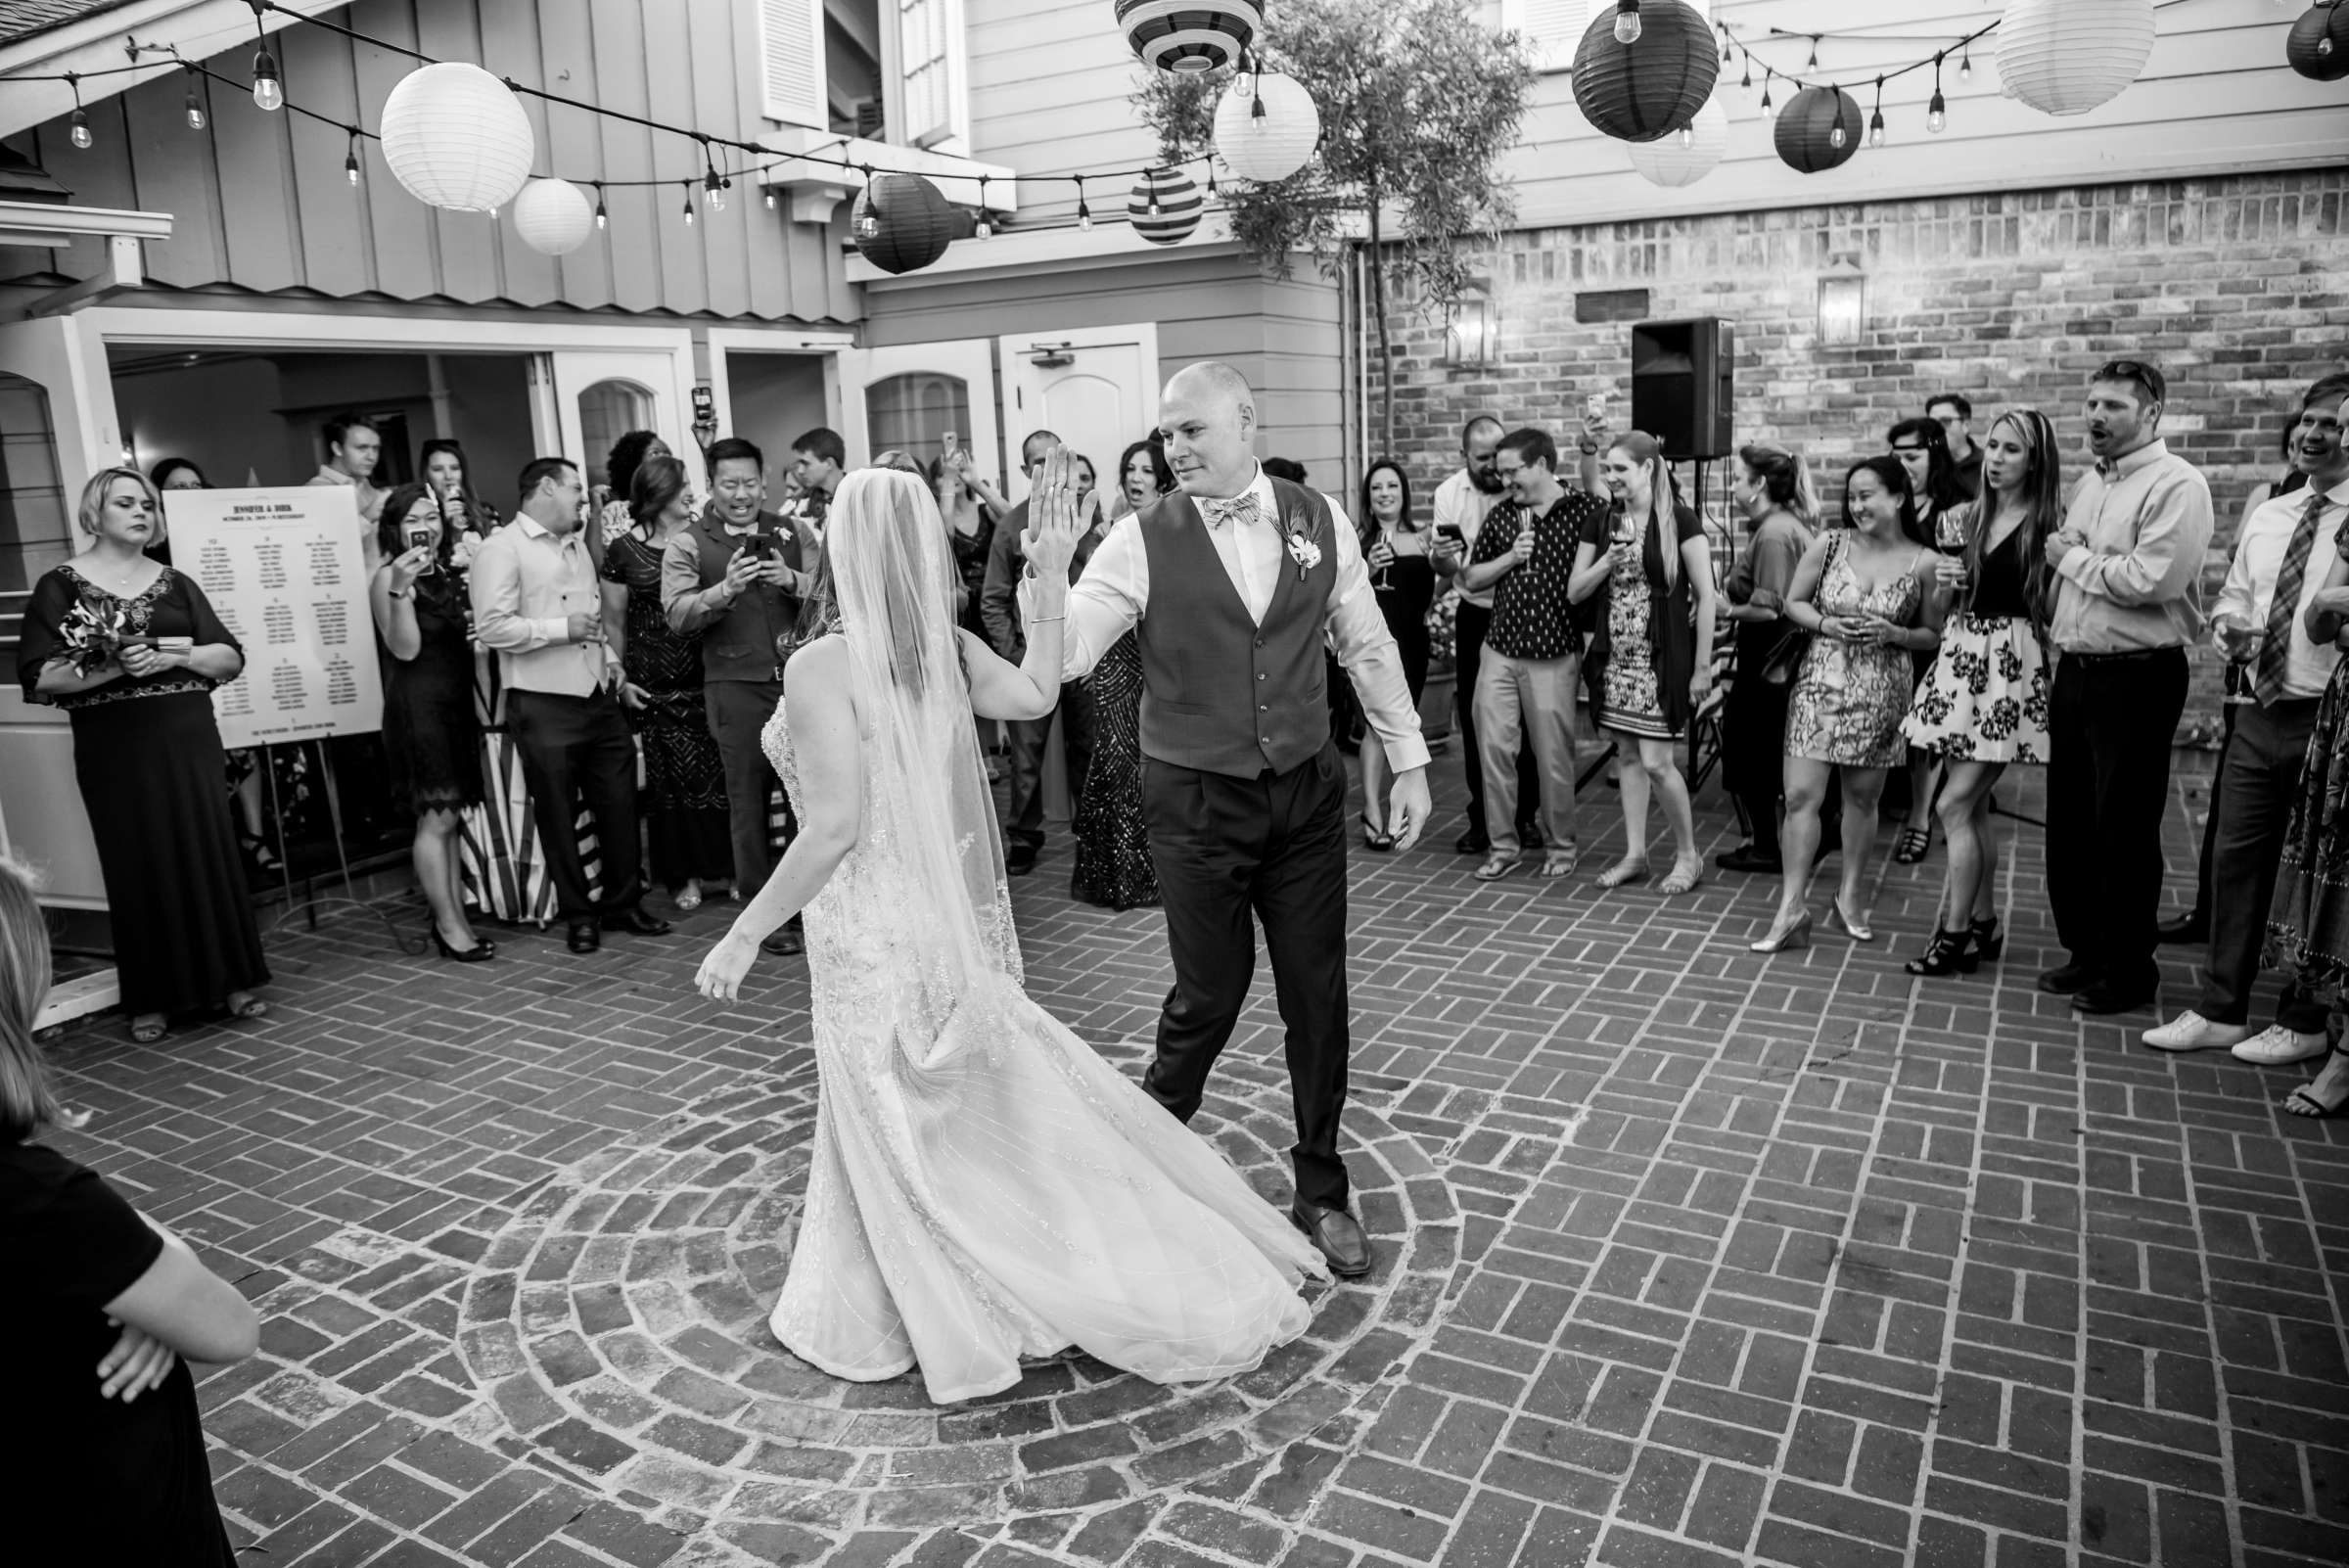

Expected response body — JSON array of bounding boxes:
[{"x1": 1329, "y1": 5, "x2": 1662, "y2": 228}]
[
  {"x1": 1817, "y1": 255, "x2": 1867, "y2": 347},
  {"x1": 1447, "y1": 290, "x2": 1494, "y2": 370}
]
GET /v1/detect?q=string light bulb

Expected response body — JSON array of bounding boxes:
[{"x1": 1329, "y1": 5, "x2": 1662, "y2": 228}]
[
  {"x1": 1807, "y1": 36, "x2": 1819, "y2": 71},
  {"x1": 763, "y1": 188, "x2": 775, "y2": 210},
  {"x1": 1740, "y1": 56, "x2": 1752, "y2": 92},
  {"x1": 681, "y1": 181, "x2": 695, "y2": 226},
  {"x1": 1613, "y1": 2, "x2": 1642, "y2": 46},
  {"x1": 66, "y1": 76, "x2": 90, "y2": 149},
  {"x1": 1927, "y1": 55, "x2": 1948, "y2": 134},
  {"x1": 345, "y1": 127, "x2": 360, "y2": 183},
  {"x1": 1076, "y1": 174, "x2": 1092, "y2": 232},
  {"x1": 1678, "y1": 123, "x2": 1693, "y2": 147},
  {"x1": 703, "y1": 169, "x2": 726, "y2": 212},
  {"x1": 1868, "y1": 77, "x2": 1885, "y2": 148},
  {"x1": 1829, "y1": 91, "x2": 1848, "y2": 150},
  {"x1": 592, "y1": 181, "x2": 607, "y2": 230},
  {"x1": 184, "y1": 74, "x2": 206, "y2": 130},
  {"x1": 975, "y1": 174, "x2": 991, "y2": 239},
  {"x1": 1958, "y1": 45, "x2": 1972, "y2": 83},
  {"x1": 1760, "y1": 70, "x2": 1775, "y2": 119},
  {"x1": 1719, "y1": 24, "x2": 1731, "y2": 64}
]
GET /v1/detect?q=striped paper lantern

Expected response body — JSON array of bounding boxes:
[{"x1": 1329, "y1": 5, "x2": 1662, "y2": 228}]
[
  {"x1": 1116, "y1": 0, "x2": 1262, "y2": 74},
  {"x1": 1993, "y1": 0, "x2": 2155, "y2": 117},
  {"x1": 378, "y1": 62, "x2": 534, "y2": 213},
  {"x1": 1128, "y1": 167, "x2": 1204, "y2": 244}
]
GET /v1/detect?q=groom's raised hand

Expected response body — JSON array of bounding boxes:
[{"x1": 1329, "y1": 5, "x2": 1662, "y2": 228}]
[{"x1": 1386, "y1": 766, "x2": 1433, "y2": 852}]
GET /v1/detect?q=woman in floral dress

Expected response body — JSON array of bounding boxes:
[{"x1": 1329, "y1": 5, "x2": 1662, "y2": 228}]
[
  {"x1": 600, "y1": 454, "x2": 732, "y2": 909},
  {"x1": 1898, "y1": 410, "x2": 2061, "y2": 977},
  {"x1": 1753, "y1": 456, "x2": 1942, "y2": 953}
]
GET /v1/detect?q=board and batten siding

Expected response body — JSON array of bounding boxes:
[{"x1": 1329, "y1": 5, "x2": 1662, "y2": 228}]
[
  {"x1": 968, "y1": 0, "x2": 2347, "y2": 231},
  {"x1": 861, "y1": 250, "x2": 1348, "y2": 478},
  {"x1": 11, "y1": 0, "x2": 853, "y2": 323}
]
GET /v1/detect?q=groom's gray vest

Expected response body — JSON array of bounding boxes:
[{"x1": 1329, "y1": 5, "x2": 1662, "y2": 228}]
[{"x1": 1133, "y1": 478, "x2": 1339, "y2": 779}]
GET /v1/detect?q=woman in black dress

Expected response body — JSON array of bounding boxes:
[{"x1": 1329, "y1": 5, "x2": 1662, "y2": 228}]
[
  {"x1": 16, "y1": 469, "x2": 269, "y2": 1042},
  {"x1": 3, "y1": 860, "x2": 259, "y2": 1568},
  {"x1": 1886, "y1": 417, "x2": 1974, "y2": 863},
  {"x1": 1359, "y1": 458, "x2": 1435, "y2": 849},
  {"x1": 601, "y1": 454, "x2": 734, "y2": 909},
  {"x1": 1070, "y1": 438, "x2": 1169, "y2": 910},
  {"x1": 1715, "y1": 442, "x2": 1819, "y2": 874},
  {"x1": 372, "y1": 482, "x2": 490, "y2": 960}
]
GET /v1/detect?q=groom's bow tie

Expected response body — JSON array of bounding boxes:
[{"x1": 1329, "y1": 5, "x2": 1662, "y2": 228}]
[{"x1": 1199, "y1": 493, "x2": 1264, "y2": 530}]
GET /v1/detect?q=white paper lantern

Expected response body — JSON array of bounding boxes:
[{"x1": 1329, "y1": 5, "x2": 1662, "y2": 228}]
[
  {"x1": 379, "y1": 62, "x2": 534, "y2": 212},
  {"x1": 512, "y1": 178, "x2": 593, "y2": 255},
  {"x1": 1626, "y1": 97, "x2": 1727, "y2": 187},
  {"x1": 1993, "y1": 0, "x2": 2155, "y2": 117},
  {"x1": 1213, "y1": 71, "x2": 1319, "y2": 184}
]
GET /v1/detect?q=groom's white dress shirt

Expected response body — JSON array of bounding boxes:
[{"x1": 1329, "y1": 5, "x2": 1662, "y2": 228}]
[{"x1": 1025, "y1": 463, "x2": 1432, "y2": 774}]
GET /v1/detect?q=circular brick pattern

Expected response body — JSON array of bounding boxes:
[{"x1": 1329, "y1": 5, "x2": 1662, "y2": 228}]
[{"x1": 455, "y1": 1042, "x2": 1464, "y2": 1557}]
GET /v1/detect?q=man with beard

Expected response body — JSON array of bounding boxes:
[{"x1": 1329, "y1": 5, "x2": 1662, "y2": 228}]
[
  {"x1": 2039, "y1": 359, "x2": 2214, "y2": 1017},
  {"x1": 1432, "y1": 416, "x2": 1543, "y2": 853}
]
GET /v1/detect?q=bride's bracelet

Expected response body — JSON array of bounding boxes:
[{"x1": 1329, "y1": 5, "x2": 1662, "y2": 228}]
[{"x1": 1028, "y1": 614, "x2": 1066, "y2": 624}]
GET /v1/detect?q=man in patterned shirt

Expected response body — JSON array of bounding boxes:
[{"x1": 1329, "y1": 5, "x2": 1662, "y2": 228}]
[{"x1": 1459, "y1": 428, "x2": 1609, "y2": 880}]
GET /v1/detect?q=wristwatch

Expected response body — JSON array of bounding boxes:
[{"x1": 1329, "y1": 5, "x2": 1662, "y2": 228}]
[{"x1": 388, "y1": 587, "x2": 412, "y2": 600}]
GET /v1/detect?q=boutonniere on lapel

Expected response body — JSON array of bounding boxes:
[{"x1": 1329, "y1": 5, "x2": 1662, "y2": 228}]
[{"x1": 1278, "y1": 511, "x2": 1322, "y2": 581}]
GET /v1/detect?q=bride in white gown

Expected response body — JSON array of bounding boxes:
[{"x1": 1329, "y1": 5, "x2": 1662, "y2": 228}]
[{"x1": 694, "y1": 450, "x2": 1324, "y2": 1405}]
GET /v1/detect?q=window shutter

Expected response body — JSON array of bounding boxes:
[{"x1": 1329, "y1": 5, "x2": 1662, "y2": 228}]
[
  {"x1": 897, "y1": 0, "x2": 967, "y2": 149},
  {"x1": 760, "y1": 0, "x2": 827, "y2": 129},
  {"x1": 1499, "y1": 0, "x2": 1584, "y2": 72}
]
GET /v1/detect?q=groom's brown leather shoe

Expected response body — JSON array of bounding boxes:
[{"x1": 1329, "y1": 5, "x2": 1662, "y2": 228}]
[{"x1": 1291, "y1": 1202, "x2": 1372, "y2": 1279}]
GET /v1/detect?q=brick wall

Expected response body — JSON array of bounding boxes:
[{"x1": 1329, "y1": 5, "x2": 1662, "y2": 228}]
[{"x1": 1377, "y1": 167, "x2": 2349, "y2": 742}]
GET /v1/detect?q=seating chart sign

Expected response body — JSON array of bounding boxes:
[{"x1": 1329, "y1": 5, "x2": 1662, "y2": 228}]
[{"x1": 166, "y1": 486, "x2": 384, "y2": 749}]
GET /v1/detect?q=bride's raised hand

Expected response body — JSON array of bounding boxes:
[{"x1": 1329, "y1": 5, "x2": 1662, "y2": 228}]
[
  {"x1": 1022, "y1": 446, "x2": 1082, "y2": 581},
  {"x1": 695, "y1": 931, "x2": 758, "y2": 1001}
]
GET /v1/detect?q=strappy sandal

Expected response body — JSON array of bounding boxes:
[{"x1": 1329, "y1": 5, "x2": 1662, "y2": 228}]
[
  {"x1": 1596, "y1": 857, "x2": 1650, "y2": 890},
  {"x1": 2284, "y1": 1084, "x2": 2348, "y2": 1119},
  {"x1": 1658, "y1": 859, "x2": 1705, "y2": 897},
  {"x1": 223, "y1": 992, "x2": 269, "y2": 1021},
  {"x1": 1538, "y1": 845, "x2": 1580, "y2": 879},
  {"x1": 1894, "y1": 825, "x2": 1932, "y2": 864},
  {"x1": 1361, "y1": 814, "x2": 1397, "y2": 852}
]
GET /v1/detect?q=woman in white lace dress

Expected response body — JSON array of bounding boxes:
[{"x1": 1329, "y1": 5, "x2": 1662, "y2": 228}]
[{"x1": 694, "y1": 452, "x2": 1323, "y2": 1405}]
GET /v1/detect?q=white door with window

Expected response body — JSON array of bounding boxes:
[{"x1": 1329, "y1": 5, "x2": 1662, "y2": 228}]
[
  {"x1": 995, "y1": 324, "x2": 1161, "y2": 504},
  {"x1": 837, "y1": 340, "x2": 1002, "y2": 490},
  {"x1": 544, "y1": 348, "x2": 694, "y2": 501}
]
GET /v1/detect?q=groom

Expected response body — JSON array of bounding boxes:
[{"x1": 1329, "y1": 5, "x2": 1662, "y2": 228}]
[{"x1": 1023, "y1": 362, "x2": 1431, "y2": 1277}]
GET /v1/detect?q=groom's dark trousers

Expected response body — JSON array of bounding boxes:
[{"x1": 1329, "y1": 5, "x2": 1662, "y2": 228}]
[{"x1": 1139, "y1": 739, "x2": 1351, "y2": 1210}]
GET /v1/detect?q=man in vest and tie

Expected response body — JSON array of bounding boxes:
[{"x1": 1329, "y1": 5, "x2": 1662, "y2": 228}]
[
  {"x1": 1023, "y1": 362, "x2": 1431, "y2": 1278},
  {"x1": 663, "y1": 437, "x2": 818, "y2": 955}
]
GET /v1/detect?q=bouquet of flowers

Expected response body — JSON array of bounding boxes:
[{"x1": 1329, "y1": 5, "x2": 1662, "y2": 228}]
[{"x1": 57, "y1": 597, "x2": 133, "y2": 674}]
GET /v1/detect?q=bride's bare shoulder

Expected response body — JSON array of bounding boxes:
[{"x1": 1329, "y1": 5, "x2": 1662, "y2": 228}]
[{"x1": 784, "y1": 634, "x2": 849, "y2": 686}]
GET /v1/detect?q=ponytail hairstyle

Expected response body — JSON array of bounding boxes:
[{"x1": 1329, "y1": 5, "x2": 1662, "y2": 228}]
[
  {"x1": 1842, "y1": 455, "x2": 1929, "y2": 549},
  {"x1": 0, "y1": 857, "x2": 86, "y2": 1142},
  {"x1": 1737, "y1": 440, "x2": 1819, "y2": 526},
  {"x1": 1608, "y1": 430, "x2": 1678, "y2": 586},
  {"x1": 1964, "y1": 409, "x2": 2064, "y2": 633}
]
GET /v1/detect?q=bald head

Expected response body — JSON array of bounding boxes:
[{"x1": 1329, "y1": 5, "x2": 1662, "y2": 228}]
[{"x1": 1159, "y1": 360, "x2": 1260, "y2": 499}]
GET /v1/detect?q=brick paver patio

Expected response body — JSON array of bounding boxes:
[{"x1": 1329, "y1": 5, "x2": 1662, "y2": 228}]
[{"x1": 37, "y1": 753, "x2": 2348, "y2": 1567}]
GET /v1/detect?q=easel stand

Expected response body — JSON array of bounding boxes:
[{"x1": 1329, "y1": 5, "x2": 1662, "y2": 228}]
[{"x1": 260, "y1": 738, "x2": 358, "y2": 930}]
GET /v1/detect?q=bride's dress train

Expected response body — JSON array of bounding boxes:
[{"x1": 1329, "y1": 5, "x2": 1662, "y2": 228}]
[{"x1": 763, "y1": 704, "x2": 1323, "y2": 1406}]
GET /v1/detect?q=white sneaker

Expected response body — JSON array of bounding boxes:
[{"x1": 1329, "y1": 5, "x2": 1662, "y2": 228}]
[
  {"x1": 2231, "y1": 1025, "x2": 2330, "y2": 1066},
  {"x1": 2142, "y1": 1011, "x2": 2252, "y2": 1052}
]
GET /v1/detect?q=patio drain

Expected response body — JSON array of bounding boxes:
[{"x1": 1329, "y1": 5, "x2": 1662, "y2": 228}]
[{"x1": 454, "y1": 1042, "x2": 1466, "y2": 1561}]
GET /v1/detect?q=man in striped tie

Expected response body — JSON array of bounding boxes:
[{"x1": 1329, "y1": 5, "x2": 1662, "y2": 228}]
[{"x1": 2143, "y1": 373, "x2": 2349, "y2": 1061}]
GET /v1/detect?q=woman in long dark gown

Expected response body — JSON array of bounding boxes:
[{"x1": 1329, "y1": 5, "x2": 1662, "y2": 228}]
[
  {"x1": 372, "y1": 482, "x2": 490, "y2": 960},
  {"x1": 1071, "y1": 438, "x2": 1170, "y2": 910},
  {"x1": 16, "y1": 469, "x2": 268, "y2": 1042},
  {"x1": 600, "y1": 454, "x2": 733, "y2": 909},
  {"x1": 1358, "y1": 459, "x2": 1435, "y2": 849}
]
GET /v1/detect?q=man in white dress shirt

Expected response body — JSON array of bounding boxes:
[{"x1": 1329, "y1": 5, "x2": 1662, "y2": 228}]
[
  {"x1": 1022, "y1": 362, "x2": 1427, "y2": 1278},
  {"x1": 2143, "y1": 373, "x2": 2349, "y2": 1064}
]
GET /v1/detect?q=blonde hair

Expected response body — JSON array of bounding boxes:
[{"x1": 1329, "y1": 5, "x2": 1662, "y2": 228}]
[
  {"x1": 1609, "y1": 431, "x2": 1678, "y2": 586},
  {"x1": 0, "y1": 857, "x2": 85, "y2": 1140},
  {"x1": 76, "y1": 466, "x2": 162, "y2": 541}
]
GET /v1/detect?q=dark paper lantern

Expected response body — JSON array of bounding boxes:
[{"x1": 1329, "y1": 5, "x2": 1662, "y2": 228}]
[
  {"x1": 1117, "y1": 0, "x2": 1261, "y2": 74},
  {"x1": 1570, "y1": 0, "x2": 1718, "y2": 144},
  {"x1": 852, "y1": 173, "x2": 953, "y2": 274},
  {"x1": 1128, "y1": 166, "x2": 1204, "y2": 245},
  {"x1": 1774, "y1": 85, "x2": 1864, "y2": 174},
  {"x1": 2286, "y1": 2, "x2": 2349, "y2": 83}
]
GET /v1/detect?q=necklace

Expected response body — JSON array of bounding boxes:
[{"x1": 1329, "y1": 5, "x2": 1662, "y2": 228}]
[{"x1": 80, "y1": 551, "x2": 155, "y2": 596}]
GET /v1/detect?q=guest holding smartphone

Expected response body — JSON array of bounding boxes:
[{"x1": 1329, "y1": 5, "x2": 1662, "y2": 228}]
[
  {"x1": 372, "y1": 482, "x2": 491, "y2": 961},
  {"x1": 2, "y1": 857, "x2": 259, "y2": 1567}
]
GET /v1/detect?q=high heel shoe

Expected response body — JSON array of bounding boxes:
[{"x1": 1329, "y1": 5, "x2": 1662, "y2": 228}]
[
  {"x1": 1360, "y1": 813, "x2": 1397, "y2": 852},
  {"x1": 1968, "y1": 914, "x2": 2004, "y2": 961},
  {"x1": 432, "y1": 928, "x2": 494, "y2": 963},
  {"x1": 1828, "y1": 899, "x2": 1875, "y2": 944},
  {"x1": 1751, "y1": 913, "x2": 1814, "y2": 954},
  {"x1": 1904, "y1": 927, "x2": 1979, "y2": 977}
]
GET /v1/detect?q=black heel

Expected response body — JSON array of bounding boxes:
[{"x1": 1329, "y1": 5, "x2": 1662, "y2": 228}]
[
  {"x1": 1968, "y1": 915, "x2": 2004, "y2": 961},
  {"x1": 1905, "y1": 928, "x2": 1979, "y2": 977},
  {"x1": 432, "y1": 928, "x2": 495, "y2": 963}
]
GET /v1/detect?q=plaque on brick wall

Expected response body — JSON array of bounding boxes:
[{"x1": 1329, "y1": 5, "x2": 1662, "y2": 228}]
[{"x1": 1576, "y1": 289, "x2": 1651, "y2": 324}]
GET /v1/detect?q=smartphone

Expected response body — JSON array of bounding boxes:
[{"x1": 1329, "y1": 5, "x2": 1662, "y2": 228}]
[
  {"x1": 1436, "y1": 523, "x2": 1466, "y2": 547},
  {"x1": 405, "y1": 523, "x2": 436, "y2": 552},
  {"x1": 1584, "y1": 392, "x2": 1607, "y2": 423},
  {"x1": 746, "y1": 533, "x2": 780, "y2": 561},
  {"x1": 942, "y1": 430, "x2": 960, "y2": 457}
]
